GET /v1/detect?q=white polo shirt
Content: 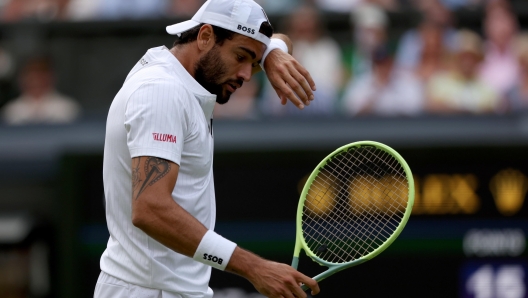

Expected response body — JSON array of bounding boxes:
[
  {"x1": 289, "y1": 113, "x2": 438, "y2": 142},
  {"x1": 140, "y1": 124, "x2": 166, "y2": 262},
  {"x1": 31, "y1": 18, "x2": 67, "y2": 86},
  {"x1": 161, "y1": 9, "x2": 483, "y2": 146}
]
[{"x1": 100, "y1": 46, "x2": 217, "y2": 297}]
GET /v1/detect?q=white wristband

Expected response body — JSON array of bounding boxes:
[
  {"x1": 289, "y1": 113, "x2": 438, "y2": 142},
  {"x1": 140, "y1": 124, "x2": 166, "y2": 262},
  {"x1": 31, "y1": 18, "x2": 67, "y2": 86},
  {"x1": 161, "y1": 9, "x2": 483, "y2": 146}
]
[
  {"x1": 193, "y1": 230, "x2": 237, "y2": 271},
  {"x1": 259, "y1": 38, "x2": 288, "y2": 69}
]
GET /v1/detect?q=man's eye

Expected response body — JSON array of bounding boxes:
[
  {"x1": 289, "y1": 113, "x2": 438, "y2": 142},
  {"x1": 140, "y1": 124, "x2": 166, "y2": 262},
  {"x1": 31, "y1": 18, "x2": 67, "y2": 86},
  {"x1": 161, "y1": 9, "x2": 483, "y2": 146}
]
[{"x1": 236, "y1": 55, "x2": 244, "y2": 62}]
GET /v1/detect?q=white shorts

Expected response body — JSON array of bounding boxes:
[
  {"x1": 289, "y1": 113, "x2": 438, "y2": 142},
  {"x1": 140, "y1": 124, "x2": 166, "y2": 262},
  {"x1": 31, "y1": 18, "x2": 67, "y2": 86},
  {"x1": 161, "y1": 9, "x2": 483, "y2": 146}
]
[{"x1": 94, "y1": 271, "x2": 186, "y2": 298}]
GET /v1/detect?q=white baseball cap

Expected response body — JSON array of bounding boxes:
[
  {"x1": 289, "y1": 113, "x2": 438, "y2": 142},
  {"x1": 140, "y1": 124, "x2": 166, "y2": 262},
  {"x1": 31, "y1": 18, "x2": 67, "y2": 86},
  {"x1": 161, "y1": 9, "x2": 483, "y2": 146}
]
[{"x1": 166, "y1": 0, "x2": 272, "y2": 47}]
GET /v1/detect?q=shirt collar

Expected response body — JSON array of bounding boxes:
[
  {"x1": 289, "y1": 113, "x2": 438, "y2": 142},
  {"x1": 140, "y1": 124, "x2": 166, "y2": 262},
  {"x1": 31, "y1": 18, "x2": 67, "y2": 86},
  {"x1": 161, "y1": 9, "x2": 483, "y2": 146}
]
[{"x1": 151, "y1": 46, "x2": 217, "y2": 119}]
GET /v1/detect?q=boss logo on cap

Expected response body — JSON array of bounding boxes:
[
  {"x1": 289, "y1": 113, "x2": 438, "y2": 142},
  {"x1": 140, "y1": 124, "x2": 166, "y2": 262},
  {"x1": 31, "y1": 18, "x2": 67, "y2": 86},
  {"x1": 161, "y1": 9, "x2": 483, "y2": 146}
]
[{"x1": 237, "y1": 24, "x2": 255, "y2": 35}]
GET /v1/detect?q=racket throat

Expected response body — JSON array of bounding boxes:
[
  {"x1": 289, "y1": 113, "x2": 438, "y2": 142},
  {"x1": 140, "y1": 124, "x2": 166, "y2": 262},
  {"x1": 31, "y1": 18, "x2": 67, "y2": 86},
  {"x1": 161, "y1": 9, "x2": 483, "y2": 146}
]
[{"x1": 313, "y1": 259, "x2": 367, "y2": 284}]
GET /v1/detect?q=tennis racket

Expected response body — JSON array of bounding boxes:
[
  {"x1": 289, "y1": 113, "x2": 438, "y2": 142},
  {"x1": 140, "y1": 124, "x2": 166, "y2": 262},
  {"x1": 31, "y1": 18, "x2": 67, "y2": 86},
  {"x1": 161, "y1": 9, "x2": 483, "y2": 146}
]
[{"x1": 291, "y1": 141, "x2": 414, "y2": 290}]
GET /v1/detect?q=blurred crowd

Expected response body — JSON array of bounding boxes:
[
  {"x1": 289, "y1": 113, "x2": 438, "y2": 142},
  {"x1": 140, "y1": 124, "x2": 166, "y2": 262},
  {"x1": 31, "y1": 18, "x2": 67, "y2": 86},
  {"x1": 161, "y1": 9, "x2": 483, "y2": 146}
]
[
  {"x1": 0, "y1": 0, "x2": 490, "y2": 22},
  {"x1": 223, "y1": 0, "x2": 528, "y2": 118},
  {"x1": 0, "y1": 0, "x2": 527, "y2": 124}
]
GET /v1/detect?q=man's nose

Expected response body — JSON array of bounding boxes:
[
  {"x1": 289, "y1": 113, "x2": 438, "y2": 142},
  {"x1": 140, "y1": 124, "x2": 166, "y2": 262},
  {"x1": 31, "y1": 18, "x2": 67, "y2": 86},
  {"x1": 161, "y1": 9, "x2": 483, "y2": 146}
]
[{"x1": 237, "y1": 63, "x2": 252, "y2": 82}]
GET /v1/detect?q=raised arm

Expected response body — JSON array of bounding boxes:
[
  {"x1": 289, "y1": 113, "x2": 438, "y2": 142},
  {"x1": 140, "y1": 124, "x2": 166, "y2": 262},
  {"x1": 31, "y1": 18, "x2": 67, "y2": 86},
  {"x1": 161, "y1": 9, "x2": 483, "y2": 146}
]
[
  {"x1": 130, "y1": 156, "x2": 320, "y2": 298},
  {"x1": 255, "y1": 33, "x2": 317, "y2": 110}
]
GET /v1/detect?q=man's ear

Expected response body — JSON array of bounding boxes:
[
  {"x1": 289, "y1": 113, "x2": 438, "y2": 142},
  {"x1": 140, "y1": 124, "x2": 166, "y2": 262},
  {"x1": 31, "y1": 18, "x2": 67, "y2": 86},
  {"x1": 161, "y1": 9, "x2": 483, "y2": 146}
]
[{"x1": 197, "y1": 24, "x2": 215, "y2": 52}]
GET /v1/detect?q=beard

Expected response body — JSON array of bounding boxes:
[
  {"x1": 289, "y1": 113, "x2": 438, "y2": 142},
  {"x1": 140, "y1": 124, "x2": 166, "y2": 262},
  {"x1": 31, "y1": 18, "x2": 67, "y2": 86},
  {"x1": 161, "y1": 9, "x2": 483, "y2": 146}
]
[{"x1": 194, "y1": 45, "x2": 243, "y2": 105}]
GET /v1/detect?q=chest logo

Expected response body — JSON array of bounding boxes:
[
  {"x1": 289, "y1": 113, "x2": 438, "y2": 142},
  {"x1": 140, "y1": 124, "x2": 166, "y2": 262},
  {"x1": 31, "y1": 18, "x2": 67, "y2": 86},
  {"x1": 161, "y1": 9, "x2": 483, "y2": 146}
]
[{"x1": 152, "y1": 133, "x2": 177, "y2": 143}]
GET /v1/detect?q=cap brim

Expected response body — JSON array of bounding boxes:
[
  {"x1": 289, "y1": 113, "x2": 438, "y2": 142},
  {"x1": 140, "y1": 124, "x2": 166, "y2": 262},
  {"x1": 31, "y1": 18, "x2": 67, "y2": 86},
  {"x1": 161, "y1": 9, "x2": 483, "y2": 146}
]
[{"x1": 166, "y1": 20, "x2": 201, "y2": 36}]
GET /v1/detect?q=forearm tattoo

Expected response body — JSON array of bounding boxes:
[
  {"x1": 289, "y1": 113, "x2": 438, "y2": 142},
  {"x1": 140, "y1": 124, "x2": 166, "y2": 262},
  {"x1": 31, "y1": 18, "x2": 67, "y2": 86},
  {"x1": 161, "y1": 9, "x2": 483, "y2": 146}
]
[
  {"x1": 133, "y1": 157, "x2": 172, "y2": 200},
  {"x1": 132, "y1": 158, "x2": 142, "y2": 192}
]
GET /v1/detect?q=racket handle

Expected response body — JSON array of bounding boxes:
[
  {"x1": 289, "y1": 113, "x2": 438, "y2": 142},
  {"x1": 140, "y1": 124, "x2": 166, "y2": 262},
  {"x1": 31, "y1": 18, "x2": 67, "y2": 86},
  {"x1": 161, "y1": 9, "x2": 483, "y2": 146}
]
[{"x1": 291, "y1": 256, "x2": 299, "y2": 269}]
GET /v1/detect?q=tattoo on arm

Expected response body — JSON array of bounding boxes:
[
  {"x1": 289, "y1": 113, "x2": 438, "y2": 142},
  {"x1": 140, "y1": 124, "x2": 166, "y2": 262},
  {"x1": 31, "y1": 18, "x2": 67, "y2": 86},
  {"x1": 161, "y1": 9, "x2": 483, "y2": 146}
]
[
  {"x1": 132, "y1": 158, "x2": 142, "y2": 191},
  {"x1": 134, "y1": 157, "x2": 172, "y2": 200}
]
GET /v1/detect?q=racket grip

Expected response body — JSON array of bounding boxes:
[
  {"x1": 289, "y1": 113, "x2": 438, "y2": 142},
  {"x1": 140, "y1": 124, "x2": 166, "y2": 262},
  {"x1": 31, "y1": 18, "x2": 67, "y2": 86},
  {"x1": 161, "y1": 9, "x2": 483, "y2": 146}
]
[{"x1": 291, "y1": 256, "x2": 299, "y2": 269}]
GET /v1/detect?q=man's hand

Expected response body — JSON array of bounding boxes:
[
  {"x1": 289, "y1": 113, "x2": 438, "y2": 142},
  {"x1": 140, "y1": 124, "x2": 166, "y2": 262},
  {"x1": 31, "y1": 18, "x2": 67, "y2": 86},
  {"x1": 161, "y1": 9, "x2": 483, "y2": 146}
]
[
  {"x1": 256, "y1": 34, "x2": 316, "y2": 110},
  {"x1": 250, "y1": 260, "x2": 320, "y2": 298},
  {"x1": 226, "y1": 247, "x2": 320, "y2": 298},
  {"x1": 264, "y1": 50, "x2": 316, "y2": 110}
]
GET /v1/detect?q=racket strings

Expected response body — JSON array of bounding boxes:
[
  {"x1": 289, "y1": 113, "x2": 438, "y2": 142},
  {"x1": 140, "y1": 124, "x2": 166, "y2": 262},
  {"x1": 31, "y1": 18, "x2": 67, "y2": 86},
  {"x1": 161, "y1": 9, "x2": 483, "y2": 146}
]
[
  {"x1": 313, "y1": 153, "x2": 404, "y2": 229},
  {"x1": 333, "y1": 157, "x2": 405, "y2": 260},
  {"x1": 320, "y1": 149, "x2": 407, "y2": 215},
  {"x1": 305, "y1": 182, "x2": 399, "y2": 262},
  {"x1": 302, "y1": 146, "x2": 409, "y2": 264},
  {"x1": 312, "y1": 159, "x2": 404, "y2": 261}
]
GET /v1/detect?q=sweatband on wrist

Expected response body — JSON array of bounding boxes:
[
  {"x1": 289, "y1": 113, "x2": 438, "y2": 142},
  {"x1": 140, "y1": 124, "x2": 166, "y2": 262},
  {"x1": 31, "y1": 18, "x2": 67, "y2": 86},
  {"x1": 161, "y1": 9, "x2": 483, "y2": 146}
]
[
  {"x1": 259, "y1": 38, "x2": 289, "y2": 69},
  {"x1": 193, "y1": 230, "x2": 237, "y2": 271}
]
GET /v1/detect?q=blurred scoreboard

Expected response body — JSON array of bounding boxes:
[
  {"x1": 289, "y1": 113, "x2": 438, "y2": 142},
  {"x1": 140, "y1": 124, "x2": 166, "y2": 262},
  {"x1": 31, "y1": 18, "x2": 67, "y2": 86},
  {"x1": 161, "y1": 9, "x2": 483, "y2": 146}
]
[
  {"x1": 60, "y1": 145, "x2": 528, "y2": 298},
  {"x1": 211, "y1": 146, "x2": 528, "y2": 298}
]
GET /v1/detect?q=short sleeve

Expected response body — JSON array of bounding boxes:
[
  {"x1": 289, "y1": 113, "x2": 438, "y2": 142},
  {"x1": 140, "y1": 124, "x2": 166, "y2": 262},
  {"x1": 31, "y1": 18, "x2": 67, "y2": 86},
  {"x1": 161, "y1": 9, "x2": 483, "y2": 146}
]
[{"x1": 124, "y1": 79, "x2": 186, "y2": 166}]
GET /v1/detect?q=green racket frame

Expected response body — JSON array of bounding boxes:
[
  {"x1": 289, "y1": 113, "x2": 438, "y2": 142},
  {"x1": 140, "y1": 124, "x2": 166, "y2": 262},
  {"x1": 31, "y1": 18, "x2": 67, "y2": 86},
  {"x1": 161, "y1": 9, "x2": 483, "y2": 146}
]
[{"x1": 291, "y1": 141, "x2": 415, "y2": 285}]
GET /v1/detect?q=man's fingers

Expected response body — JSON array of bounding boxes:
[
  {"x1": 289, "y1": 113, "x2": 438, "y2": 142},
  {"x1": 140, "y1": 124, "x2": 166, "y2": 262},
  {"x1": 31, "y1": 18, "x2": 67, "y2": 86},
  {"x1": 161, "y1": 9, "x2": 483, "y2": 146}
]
[
  {"x1": 274, "y1": 80, "x2": 304, "y2": 109},
  {"x1": 281, "y1": 67, "x2": 310, "y2": 104},
  {"x1": 298, "y1": 276, "x2": 320, "y2": 295},
  {"x1": 281, "y1": 289, "x2": 296, "y2": 298},
  {"x1": 275, "y1": 90, "x2": 287, "y2": 105},
  {"x1": 294, "y1": 61, "x2": 316, "y2": 91},
  {"x1": 291, "y1": 71, "x2": 314, "y2": 104},
  {"x1": 280, "y1": 95, "x2": 287, "y2": 105},
  {"x1": 283, "y1": 73, "x2": 310, "y2": 106},
  {"x1": 281, "y1": 276, "x2": 306, "y2": 298},
  {"x1": 286, "y1": 63, "x2": 314, "y2": 104},
  {"x1": 289, "y1": 282, "x2": 307, "y2": 298}
]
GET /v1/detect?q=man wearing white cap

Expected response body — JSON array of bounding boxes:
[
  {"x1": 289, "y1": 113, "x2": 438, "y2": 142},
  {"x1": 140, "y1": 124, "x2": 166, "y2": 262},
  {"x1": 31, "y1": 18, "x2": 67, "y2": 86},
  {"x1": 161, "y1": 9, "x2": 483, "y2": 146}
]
[{"x1": 94, "y1": 0, "x2": 320, "y2": 298}]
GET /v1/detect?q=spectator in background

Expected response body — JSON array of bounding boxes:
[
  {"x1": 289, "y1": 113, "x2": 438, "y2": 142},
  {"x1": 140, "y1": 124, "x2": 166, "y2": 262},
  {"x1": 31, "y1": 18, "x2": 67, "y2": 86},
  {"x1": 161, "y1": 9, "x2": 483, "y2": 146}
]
[
  {"x1": 410, "y1": 21, "x2": 451, "y2": 83},
  {"x1": 478, "y1": 3, "x2": 519, "y2": 96},
  {"x1": 502, "y1": 34, "x2": 528, "y2": 113},
  {"x1": 342, "y1": 44, "x2": 424, "y2": 116},
  {"x1": 96, "y1": 0, "x2": 167, "y2": 20},
  {"x1": 167, "y1": 0, "x2": 205, "y2": 18},
  {"x1": 1, "y1": 56, "x2": 80, "y2": 125},
  {"x1": 395, "y1": 0, "x2": 457, "y2": 70},
  {"x1": 344, "y1": 3, "x2": 388, "y2": 79},
  {"x1": 370, "y1": 0, "x2": 401, "y2": 11},
  {"x1": 314, "y1": 0, "x2": 363, "y2": 13},
  {"x1": 254, "y1": 0, "x2": 301, "y2": 15},
  {"x1": 66, "y1": 0, "x2": 204, "y2": 21},
  {"x1": 426, "y1": 30, "x2": 499, "y2": 114},
  {"x1": 1, "y1": 0, "x2": 70, "y2": 22},
  {"x1": 65, "y1": 0, "x2": 102, "y2": 21},
  {"x1": 0, "y1": 45, "x2": 16, "y2": 108},
  {"x1": 260, "y1": 5, "x2": 343, "y2": 116},
  {"x1": 438, "y1": 0, "x2": 486, "y2": 10}
]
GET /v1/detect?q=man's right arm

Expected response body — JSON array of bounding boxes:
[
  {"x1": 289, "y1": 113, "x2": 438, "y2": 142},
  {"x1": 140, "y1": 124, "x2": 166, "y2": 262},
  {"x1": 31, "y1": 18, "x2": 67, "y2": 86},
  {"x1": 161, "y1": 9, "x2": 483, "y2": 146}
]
[
  {"x1": 130, "y1": 156, "x2": 320, "y2": 298},
  {"x1": 131, "y1": 156, "x2": 207, "y2": 257}
]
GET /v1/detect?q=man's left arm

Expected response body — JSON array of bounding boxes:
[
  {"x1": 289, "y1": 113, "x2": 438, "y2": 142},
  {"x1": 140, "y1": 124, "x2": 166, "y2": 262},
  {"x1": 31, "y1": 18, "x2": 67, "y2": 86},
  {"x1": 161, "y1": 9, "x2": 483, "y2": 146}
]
[{"x1": 253, "y1": 34, "x2": 316, "y2": 110}]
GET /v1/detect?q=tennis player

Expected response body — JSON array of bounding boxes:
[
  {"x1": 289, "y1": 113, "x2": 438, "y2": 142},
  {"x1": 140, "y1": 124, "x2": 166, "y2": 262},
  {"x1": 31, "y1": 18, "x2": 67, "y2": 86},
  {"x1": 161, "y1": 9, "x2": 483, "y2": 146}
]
[{"x1": 94, "y1": 0, "x2": 319, "y2": 297}]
